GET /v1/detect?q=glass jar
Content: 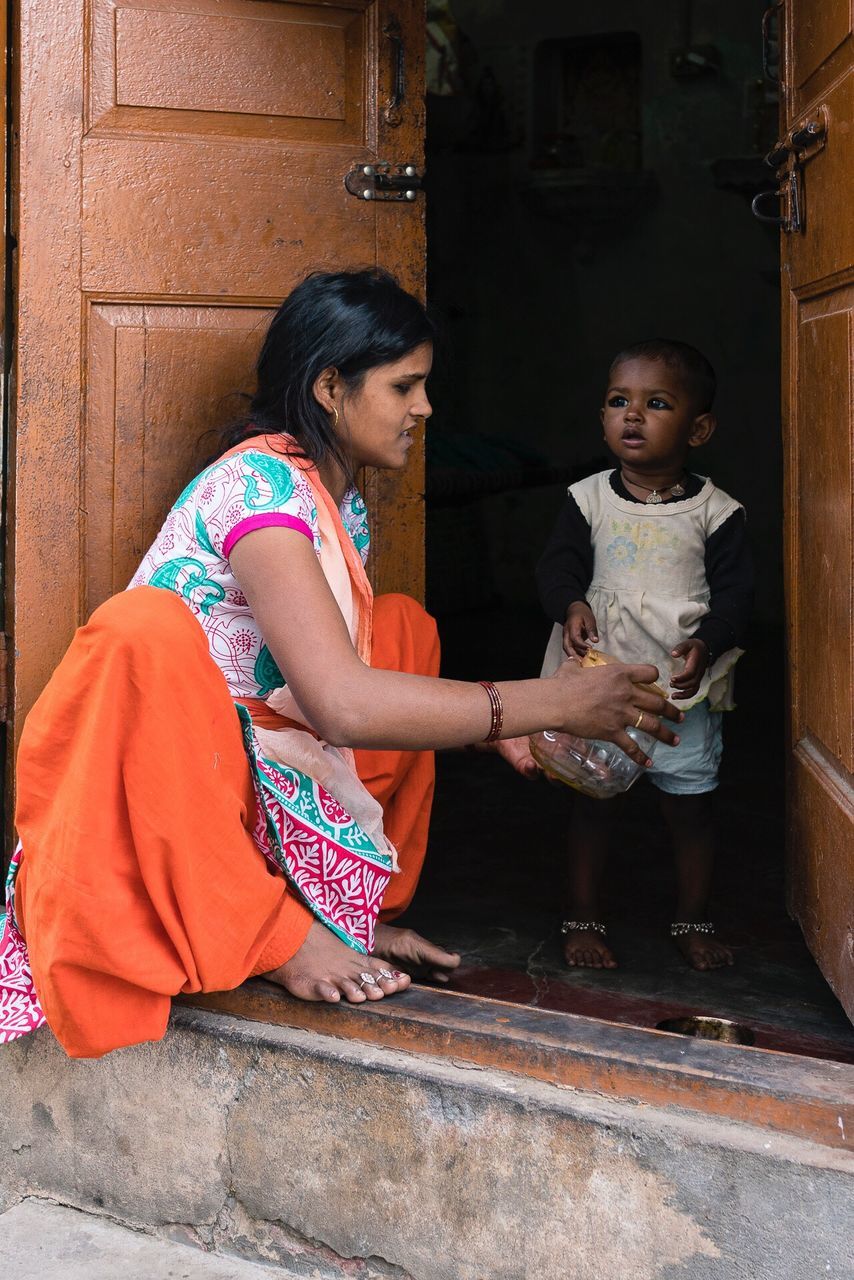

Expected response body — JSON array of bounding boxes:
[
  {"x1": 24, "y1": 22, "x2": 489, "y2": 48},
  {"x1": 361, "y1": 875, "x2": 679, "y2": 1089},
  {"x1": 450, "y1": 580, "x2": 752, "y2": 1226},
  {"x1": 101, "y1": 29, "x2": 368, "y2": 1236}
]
[{"x1": 528, "y1": 726, "x2": 657, "y2": 799}]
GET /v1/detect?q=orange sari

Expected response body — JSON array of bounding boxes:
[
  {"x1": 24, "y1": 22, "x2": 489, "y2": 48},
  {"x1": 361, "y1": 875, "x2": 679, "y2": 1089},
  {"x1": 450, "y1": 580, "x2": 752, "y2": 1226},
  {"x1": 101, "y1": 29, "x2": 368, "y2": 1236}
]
[{"x1": 6, "y1": 446, "x2": 438, "y2": 1058}]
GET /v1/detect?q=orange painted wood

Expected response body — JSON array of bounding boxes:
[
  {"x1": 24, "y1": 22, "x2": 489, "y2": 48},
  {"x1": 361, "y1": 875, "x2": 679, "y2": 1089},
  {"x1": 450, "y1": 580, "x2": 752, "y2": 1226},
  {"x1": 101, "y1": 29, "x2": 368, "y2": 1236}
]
[
  {"x1": 90, "y1": 0, "x2": 368, "y2": 145},
  {"x1": 781, "y1": 2, "x2": 854, "y2": 1022},
  {"x1": 8, "y1": 0, "x2": 427, "y2": 752},
  {"x1": 788, "y1": 0, "x2": 852, "y2": 103}
]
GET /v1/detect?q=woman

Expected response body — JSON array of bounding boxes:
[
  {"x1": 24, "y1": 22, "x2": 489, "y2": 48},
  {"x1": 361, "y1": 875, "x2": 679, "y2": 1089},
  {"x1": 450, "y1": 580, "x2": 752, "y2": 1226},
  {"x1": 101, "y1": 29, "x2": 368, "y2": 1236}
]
[{"x1": 0, "y1": 269, "x2": 680, "y2": 1058}]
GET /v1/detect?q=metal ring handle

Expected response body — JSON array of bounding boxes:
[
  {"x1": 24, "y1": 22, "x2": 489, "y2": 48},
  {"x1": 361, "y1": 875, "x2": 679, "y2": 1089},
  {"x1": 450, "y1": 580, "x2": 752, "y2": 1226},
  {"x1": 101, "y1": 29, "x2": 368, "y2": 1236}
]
[
  {"x1": 383, "y1": 20, "x2": 405, "y2": 126},
  {"x1": 751, "y1": 189, "x2": 786, "y2": 226}
]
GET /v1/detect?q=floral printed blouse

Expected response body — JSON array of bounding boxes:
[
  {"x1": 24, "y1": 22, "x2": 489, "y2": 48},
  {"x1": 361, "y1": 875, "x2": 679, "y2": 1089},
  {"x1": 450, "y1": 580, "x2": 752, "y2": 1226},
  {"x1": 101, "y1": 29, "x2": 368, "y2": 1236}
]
[{"x1": 130, "y1": 447, "x2": 370, "y2": 699}]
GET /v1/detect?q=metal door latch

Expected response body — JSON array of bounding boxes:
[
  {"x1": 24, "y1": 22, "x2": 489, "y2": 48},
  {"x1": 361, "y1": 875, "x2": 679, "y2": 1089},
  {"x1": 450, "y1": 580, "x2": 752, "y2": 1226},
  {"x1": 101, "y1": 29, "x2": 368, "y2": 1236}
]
[
  {"x1": 345, "y1": 162, "x2": 423, "y2": 202},
  {"x1": 753, "y1": 107, "x2": 827, "y2": 233}
]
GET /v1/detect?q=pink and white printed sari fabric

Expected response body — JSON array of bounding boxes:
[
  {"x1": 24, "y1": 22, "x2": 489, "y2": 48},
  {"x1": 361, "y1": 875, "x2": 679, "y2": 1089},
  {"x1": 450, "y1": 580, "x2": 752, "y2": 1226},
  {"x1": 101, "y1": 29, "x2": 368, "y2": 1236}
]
[{"x1": 0, "y1": 846, "x2": 45, "y2": 1043}]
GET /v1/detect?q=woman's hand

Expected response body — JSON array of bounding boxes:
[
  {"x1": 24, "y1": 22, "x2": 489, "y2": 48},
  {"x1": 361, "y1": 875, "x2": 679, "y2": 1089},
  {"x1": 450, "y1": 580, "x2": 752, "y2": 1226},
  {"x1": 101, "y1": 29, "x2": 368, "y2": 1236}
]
[
  {"x1": 669, "y1": 638, "x2": 709, "y2": 700},
  {"x1": 563, "y1": 601, "x2": 599, "y2": 657},
  {"x1": 551, "y1": 660, "x2": 682, "y2": 766}
]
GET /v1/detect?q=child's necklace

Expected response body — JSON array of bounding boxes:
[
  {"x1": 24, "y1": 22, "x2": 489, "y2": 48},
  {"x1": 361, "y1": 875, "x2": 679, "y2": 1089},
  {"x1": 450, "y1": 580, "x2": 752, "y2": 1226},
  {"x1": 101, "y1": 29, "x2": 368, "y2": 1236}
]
[{"x1": 621, "y1": 470, "x2": 687, "y2": 505}]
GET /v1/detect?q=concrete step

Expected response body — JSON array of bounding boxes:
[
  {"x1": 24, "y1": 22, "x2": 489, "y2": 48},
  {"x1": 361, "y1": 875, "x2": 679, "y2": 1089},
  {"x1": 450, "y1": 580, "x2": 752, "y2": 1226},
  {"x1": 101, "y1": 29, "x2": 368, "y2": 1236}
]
[
  {"x1": 0, "y1": 1199, "x2": 293, "y2": 1279},
  {"x1": 2, "y1": 1000, "x2": 853, "y2": 1279}
]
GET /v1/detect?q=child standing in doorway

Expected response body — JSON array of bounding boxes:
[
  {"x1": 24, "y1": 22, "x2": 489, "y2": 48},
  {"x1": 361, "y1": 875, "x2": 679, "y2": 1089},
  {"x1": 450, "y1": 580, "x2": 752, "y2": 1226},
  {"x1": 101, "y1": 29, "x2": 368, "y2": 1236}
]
[{"x1": 536, "y1": 340, "x2": 753, "y2": 971}]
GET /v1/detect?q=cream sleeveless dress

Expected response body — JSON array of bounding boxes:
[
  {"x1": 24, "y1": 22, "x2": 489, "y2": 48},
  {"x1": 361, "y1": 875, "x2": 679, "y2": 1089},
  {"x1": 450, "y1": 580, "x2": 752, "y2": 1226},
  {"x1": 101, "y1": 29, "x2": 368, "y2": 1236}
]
[{"x1": 542, "y1": 471, "x2": 744, "y2": 711}]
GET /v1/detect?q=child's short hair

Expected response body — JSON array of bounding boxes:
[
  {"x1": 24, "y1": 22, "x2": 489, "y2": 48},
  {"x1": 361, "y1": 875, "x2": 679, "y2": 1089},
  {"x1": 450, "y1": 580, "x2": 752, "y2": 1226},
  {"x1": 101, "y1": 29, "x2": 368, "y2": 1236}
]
[{"x1": 609, "y1": 339, "x2": 716, "y2": 413}]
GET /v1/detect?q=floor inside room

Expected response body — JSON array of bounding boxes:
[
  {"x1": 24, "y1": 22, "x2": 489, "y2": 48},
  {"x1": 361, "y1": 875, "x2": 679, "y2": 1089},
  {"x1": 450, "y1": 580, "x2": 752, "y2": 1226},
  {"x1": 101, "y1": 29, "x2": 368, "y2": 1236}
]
[{"x1": 400, "y1": 605, "x2": 854, "y2": 1066}]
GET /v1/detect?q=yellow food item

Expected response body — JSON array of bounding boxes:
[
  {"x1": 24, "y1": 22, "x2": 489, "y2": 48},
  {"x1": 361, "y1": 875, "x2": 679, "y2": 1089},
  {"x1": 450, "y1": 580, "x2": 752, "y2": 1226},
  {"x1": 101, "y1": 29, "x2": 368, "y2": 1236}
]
[{"x1": 580, "y1": 648, "x2": 666, "y2": 699}]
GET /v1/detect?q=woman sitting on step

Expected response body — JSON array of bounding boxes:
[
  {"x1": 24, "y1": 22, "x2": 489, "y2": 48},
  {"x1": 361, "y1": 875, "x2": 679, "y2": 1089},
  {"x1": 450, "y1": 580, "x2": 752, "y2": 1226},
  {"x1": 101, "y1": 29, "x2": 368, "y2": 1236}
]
[{"x1": 0, "y1": 268, "x2": 680, "y2": 1058}]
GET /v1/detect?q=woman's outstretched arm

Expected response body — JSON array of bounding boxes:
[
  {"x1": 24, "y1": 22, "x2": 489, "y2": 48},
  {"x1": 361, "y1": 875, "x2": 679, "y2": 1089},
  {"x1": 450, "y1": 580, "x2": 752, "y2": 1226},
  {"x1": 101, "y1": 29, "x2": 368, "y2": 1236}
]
[{"x1": 229, "y1": 528, "x2": 680, "y2": 763}]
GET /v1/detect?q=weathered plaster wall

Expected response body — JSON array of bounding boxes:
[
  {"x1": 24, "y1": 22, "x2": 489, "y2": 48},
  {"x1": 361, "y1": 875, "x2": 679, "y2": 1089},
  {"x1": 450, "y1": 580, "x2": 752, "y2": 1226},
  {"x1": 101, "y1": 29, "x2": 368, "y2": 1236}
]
[
  {"x1": 1, "y1": 1010, "x2": 852, "y2": 1279},
  {"x1": 427, "y1": 0, "x2": 782, "y2": 624}
]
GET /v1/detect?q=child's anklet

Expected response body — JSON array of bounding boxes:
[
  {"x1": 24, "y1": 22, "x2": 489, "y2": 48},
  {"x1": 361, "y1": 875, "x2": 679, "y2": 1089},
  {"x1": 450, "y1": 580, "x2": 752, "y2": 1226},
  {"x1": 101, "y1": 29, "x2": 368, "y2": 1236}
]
[
  {"x1": 670, "y1": 921, "x2": 715, "y2": 936},
  {"x1": 561, "y1": 920, "x2": 607, "y2": 936}
]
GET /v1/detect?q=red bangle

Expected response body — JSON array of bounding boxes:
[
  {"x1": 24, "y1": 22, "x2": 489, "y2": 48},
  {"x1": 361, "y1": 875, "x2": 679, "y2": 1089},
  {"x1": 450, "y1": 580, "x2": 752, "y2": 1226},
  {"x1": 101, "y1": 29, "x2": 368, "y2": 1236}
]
[{"x1": 478, "y1": 680, "x2": 504, "y2": 743}]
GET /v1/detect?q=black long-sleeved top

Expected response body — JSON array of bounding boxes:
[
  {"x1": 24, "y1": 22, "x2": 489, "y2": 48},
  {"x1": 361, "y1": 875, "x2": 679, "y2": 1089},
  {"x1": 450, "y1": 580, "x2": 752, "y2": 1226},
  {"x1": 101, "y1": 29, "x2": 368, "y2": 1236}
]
[{"x1": 536, "y1": 471, "x2": 754, "y2": 663}]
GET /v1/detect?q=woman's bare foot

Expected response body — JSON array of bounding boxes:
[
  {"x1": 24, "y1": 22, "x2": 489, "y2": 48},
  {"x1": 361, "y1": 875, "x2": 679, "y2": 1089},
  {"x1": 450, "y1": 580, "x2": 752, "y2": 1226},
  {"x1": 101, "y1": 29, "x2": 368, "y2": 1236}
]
[
  {"x1": 373, "y1": 922, "x2": 461, "y2": 983},
  {"x1": 264, "y1": 921, "x2": 412, "y2": 1004},
  {"x1": 563, "y1": 927, "x2": 618, "y2": 969},
  {"x1": 673, "y1": 929, "x2": 734, "y2": 971}
]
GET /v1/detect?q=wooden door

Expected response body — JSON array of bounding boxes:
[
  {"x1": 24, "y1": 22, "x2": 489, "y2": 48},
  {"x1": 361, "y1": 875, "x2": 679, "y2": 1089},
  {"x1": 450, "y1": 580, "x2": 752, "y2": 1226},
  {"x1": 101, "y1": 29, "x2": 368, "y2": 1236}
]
[
  {"x1": 7, "y1": 0, "x2": 426, "y2": 745},
  {"x1": 778, "y1": 0, "x2": 854, "y2": 1019}
]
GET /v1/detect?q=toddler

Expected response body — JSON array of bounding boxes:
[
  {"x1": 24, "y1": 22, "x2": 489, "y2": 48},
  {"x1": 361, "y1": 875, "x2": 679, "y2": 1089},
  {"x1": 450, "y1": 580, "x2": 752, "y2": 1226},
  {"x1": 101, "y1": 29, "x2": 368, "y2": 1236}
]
[{"x1": 536, "y1": 340, "x2": 753, "y2": 971}]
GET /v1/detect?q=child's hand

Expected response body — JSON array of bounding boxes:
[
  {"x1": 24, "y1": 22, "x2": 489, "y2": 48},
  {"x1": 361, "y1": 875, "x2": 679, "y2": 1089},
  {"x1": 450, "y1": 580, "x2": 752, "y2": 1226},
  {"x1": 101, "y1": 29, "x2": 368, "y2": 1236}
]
[
  {"x1": 669, "y1": 639, "x2": 709, "y2": 700},
  {"x1": 563, "y1": 602, "x2": 599, "y2": 658},
  {"x1": 495, "y1": 736, "x2": 541, "y2": 779}
]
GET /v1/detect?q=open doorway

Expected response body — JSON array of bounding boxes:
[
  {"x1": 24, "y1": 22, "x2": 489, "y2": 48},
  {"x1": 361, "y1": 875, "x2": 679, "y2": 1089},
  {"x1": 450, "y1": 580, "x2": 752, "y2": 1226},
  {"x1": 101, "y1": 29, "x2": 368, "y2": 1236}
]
[{"x1": 402, "y1": 0, "x2": 854, "y2": 1064}]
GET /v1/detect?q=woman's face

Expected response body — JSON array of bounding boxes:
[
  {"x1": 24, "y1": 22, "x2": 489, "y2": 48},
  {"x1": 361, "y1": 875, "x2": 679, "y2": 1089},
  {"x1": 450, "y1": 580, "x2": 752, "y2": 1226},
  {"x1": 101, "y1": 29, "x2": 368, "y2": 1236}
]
[{"x1": 339, "y1": 342, "x2": 433, "y2": 471}]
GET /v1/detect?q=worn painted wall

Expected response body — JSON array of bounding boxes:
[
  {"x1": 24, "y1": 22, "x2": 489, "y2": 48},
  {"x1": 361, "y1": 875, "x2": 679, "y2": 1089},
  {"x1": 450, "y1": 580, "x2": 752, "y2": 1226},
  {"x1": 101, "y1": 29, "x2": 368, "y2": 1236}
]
[{"x1": 426, "y1": 0, "x2": 781, "y2": 625}]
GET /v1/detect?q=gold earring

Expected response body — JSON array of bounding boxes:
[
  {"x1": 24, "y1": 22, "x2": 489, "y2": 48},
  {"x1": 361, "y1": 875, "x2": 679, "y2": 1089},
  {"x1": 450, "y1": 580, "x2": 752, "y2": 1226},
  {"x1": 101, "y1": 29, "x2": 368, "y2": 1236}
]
[{"x1": 331, "y1": 407, "x2": 339, "y2": 429}]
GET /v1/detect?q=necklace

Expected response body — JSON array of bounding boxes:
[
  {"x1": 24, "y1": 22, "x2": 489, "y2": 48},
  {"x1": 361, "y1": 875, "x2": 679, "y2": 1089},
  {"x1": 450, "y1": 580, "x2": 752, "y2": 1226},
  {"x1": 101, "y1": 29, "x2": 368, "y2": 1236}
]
[{"x1": 621, "y1": 471, "x2": 686, "y2": 505}]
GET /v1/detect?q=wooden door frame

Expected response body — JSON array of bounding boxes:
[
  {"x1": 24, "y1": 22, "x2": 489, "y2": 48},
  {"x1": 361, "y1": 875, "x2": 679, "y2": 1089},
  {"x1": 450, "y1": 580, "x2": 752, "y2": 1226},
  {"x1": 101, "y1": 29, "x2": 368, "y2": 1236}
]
[{"x1": 0, "y1": 0, "x2": 10, "y2": 855}]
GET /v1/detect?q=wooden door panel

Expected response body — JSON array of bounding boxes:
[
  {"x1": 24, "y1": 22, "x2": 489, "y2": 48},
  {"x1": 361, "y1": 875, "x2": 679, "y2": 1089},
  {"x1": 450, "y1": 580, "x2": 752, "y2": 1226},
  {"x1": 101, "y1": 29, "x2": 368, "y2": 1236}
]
[
  {"x1": 784, "y1": 74, "x2": 854, "y2": 289},
  {"x1": 788, "y1": 0, "x2": 852, "y2": 111},
  {"x1": 792, "y1": 300, "x2": 854, "y2": 771},
  {"x1": 10, "y1": 0, "x2": 426, "y2": 741},
  {"x1": 84, "y1": 303, "x2": 273, "y2": 611},
  {"x1": 90, "y1": 0, "x2": 370, "y2": 144},
  {"x1": 782, "y1": 0, "x2": 854, "y2": 1021},
  {"x1": 82, "y1": 143, "x2": 376, "y2": 295},
  {"x1": 791, "y1": 0, "x2": 850, "y2": 86},
  {"x1": 790, "y1": 745, "x2": 854, "y2": 1014}
]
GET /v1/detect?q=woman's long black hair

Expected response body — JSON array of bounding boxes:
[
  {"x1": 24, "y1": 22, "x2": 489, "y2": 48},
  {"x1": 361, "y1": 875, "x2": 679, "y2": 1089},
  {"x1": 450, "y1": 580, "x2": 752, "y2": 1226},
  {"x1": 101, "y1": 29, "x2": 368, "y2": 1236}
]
[{"x1": 219, "y1": 268, "x2": 434, "y2": 476}]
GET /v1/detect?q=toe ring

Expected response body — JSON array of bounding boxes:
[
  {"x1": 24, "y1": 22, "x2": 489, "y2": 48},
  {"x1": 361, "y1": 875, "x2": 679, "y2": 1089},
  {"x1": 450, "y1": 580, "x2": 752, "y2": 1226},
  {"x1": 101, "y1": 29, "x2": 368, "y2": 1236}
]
[
  {"x1": 376, "y1": 968, "x2": 395, "y2": 980},
  {"x1": 670, "y1": 921, "x2": 715, "y2": 936},
  {"x1": 561, "y1": 920, "x2": 607, "y2": 936},
  {"x1": 358, "y1": 971, "x2": 379, "y2": 988}
]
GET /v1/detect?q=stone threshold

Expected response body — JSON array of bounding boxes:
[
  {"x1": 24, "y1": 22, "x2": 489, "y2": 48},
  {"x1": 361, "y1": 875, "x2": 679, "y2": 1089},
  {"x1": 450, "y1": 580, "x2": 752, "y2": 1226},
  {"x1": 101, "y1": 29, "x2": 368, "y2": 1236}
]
[{"x1": 183, "y1": 980, "x2": 854, "y2": 1152}]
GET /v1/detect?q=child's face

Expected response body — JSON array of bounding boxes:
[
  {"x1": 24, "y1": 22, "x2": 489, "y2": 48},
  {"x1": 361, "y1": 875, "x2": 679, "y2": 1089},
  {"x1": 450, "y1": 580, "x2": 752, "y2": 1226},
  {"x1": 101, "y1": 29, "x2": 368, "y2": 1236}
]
[{"x1": 601, "y1": 357, "x2": 715, "y2": 471}]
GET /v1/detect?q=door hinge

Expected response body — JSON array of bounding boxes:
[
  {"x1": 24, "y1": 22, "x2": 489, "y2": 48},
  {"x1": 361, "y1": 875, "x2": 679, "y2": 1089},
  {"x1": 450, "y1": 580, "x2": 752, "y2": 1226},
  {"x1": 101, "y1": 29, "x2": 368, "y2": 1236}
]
[{"x1": 345, "y1": 162, "x2": 423, "y2": 202}]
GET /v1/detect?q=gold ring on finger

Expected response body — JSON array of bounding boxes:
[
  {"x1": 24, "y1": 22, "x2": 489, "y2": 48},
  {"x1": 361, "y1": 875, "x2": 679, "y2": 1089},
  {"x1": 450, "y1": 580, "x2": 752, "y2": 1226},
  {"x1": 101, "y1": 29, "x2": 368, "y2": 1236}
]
[{"x1": 634, "y1": 711, "x2": 644, "y2": 730}]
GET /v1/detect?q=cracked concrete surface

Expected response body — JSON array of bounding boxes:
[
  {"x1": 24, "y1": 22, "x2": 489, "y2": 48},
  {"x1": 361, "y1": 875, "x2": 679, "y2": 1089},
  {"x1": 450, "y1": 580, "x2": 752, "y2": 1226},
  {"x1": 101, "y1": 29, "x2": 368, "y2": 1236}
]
[
  {"x1": 1, "y1": 1007, "x2": 852, "y2": 1279},
  {"x1": 0, "y1": 1199, "x2": 296, "y2": 1278}
]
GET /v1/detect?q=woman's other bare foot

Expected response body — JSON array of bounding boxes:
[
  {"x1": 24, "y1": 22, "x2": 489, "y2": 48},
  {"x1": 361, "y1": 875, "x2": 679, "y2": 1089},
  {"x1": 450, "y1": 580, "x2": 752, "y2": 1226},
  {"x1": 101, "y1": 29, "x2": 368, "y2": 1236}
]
[
  {"x1": 673, "y1": 929, "x2": 734, "y2": 971},
  {"x1": 264, "y1": 921, "x2": 412, "y2": 1004},
  {"x1": 373, "y1": 922, "x2": 461, "y2": 983},
  {"x1": 563, "y1": 926, "x2": 618, "y2": 969}
]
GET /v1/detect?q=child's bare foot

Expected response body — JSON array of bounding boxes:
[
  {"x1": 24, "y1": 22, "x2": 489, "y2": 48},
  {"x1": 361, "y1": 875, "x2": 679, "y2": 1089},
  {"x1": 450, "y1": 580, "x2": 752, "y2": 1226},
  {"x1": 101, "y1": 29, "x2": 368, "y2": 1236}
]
[
  {"x1": 672, "y1": 928, "x2": 734, "y2": 971},
  {"x1": 562, "y1": 925, "x2": 618, "y2": 969},
  {"x1": 264, "y1": 921, "x2": 412, "y2": 1004},
  {"x1": 374, "y1": 923, "x2": 461, "y2": 983}
]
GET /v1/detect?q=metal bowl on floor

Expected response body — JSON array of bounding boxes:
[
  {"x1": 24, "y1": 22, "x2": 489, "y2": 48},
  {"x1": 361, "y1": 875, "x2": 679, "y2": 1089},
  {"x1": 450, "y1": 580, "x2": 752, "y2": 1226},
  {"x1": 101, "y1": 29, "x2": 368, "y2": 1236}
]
[{"x1": 656, "y1": 1015, "x2": 755, "y2": 1046}]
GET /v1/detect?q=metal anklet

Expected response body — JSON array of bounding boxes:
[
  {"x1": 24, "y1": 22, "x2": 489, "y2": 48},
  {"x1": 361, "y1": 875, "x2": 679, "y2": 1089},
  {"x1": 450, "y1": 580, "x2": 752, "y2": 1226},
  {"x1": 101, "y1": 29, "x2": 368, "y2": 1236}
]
[
  {"x1": 561, "y1": 920, "x2": 607, "y2": 936},
  {"x1": 670, "y1": 921, "x2": 715, "y2": 937}
]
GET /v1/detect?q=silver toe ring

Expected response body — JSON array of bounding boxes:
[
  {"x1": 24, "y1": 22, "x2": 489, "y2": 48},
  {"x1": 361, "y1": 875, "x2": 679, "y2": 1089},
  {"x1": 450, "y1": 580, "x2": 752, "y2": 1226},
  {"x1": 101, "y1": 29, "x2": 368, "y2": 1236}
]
[{"x1": 358, "y1": 971, "x2": 378, "y2": 988}]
